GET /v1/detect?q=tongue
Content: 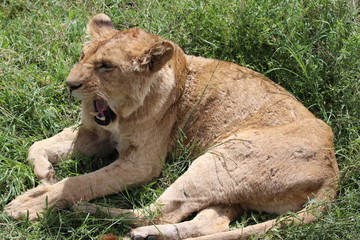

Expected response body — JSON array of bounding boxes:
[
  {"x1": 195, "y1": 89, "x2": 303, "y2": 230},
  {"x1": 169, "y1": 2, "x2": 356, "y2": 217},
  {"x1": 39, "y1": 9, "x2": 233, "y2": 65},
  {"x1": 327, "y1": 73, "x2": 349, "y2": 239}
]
[{"x1": 96, "y1": 99, "x2": 109, "y2": 114}]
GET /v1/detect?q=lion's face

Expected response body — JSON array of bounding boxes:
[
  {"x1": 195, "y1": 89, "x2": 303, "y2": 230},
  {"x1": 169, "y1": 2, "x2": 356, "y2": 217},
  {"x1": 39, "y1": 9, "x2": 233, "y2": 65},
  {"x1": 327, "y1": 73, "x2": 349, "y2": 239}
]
[{"x1": 66, "y1": 14, "x2": 174, "y2": 125}]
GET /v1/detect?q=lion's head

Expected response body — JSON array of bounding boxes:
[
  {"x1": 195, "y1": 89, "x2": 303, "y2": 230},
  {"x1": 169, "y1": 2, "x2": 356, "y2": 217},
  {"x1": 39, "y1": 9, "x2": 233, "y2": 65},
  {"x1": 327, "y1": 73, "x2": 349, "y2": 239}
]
[{"x1": 66, "y1": 14, "x2": 176, "y2": 125}]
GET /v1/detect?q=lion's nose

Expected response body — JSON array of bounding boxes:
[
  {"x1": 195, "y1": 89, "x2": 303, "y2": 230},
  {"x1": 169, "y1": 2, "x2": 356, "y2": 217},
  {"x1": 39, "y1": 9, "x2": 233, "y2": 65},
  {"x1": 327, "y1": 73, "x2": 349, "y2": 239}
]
[
  {"x1": 66, "y1": 82, "x2": 83, "y2": 91},
  {"x1": 66, "y1": 65, "x2": 87, "y2": 91}
]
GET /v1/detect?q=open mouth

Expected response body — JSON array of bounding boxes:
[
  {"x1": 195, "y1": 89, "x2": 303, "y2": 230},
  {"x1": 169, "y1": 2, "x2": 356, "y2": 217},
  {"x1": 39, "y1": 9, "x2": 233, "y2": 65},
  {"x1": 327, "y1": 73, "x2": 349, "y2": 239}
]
[{"x1": 90, "y1": 99, "x2": 116, "y2": 126}]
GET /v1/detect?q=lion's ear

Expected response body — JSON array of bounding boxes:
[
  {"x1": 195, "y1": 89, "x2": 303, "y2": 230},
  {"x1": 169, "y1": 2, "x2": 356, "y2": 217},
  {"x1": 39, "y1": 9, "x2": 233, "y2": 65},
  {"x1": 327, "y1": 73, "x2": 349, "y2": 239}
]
[
  {"x1": 86, "y1": 14, "x2": 116, "y2": 39},
  {"x1": 138, "y1": 41, "x2": 174, "y2": 72}
]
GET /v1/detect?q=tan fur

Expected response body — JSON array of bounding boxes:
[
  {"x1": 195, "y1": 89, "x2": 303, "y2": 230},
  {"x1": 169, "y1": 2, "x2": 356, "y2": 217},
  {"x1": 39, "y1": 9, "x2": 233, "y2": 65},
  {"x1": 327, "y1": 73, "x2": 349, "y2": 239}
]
[{"x1": 5, "y1": 14, "x2": 339, "y2": 240}]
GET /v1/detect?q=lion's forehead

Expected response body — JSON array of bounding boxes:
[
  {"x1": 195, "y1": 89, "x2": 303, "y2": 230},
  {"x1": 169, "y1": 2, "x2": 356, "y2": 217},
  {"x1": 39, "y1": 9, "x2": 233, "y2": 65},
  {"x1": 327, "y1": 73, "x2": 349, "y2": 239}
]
[
  {"x1": 83, "y1": 28, "x2": 161, "y2": 61},
  {"x1": 79, "y1": 42, "x2": 124, "y2": 68}
]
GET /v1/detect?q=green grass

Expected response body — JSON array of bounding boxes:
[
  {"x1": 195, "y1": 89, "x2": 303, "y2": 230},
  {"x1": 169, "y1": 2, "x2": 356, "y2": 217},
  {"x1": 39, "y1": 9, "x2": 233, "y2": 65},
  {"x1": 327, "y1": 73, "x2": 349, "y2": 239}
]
[{"x1": 0, "y1": 0, "x2": 359, "y2": 239}]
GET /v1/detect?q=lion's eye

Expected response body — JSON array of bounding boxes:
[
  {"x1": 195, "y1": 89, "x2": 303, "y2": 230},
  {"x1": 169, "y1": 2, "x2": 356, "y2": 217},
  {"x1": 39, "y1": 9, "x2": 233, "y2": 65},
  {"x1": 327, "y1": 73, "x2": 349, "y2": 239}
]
[{"x1": 99, "y1": 62, "x2": 114, "y2": 70}]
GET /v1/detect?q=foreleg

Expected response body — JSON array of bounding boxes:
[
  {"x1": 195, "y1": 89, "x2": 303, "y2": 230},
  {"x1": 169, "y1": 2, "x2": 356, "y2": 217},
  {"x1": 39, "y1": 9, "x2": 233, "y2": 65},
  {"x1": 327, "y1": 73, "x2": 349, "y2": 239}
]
[
  {"x1": 29, "y1": 125, "x2": 113, "y2": 184},
  {"x1": 28, "y1": 127, "x2": 77, "y2": 184},
  {"x1": 5, "y1": 145, "x2": 164, "y2": 220}
]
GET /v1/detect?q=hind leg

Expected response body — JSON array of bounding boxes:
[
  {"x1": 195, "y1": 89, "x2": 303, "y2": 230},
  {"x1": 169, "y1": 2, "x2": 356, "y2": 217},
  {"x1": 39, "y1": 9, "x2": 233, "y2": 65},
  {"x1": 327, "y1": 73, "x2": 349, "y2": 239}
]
[
  {"x1": 129, "y1": 205, "x2": 241, "y2": 240},
  {"x1": 150, "y1": 148, "x2": 242, "y2": 225}
]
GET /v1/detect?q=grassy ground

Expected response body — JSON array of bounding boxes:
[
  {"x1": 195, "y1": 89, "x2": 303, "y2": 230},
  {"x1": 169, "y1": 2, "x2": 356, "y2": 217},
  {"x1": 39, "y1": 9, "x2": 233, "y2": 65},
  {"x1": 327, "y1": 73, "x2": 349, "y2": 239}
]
[{"x1": 0, "y1": 0, "x2": 359, "y2": 239}]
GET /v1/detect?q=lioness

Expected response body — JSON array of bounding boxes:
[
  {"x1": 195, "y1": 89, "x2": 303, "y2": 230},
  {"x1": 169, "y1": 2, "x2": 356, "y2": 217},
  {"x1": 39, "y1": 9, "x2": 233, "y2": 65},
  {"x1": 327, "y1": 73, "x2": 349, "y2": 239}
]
[{"x1": 5, "y1": 14, "x2": 338, "y2": 240}]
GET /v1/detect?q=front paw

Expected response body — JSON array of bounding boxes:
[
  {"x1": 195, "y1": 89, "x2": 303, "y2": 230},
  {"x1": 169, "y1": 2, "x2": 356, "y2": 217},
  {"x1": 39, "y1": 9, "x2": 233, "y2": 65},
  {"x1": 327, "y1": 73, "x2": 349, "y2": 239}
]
[{"x1": 4, "y1": 184, "x2": 66, "y2": 220}]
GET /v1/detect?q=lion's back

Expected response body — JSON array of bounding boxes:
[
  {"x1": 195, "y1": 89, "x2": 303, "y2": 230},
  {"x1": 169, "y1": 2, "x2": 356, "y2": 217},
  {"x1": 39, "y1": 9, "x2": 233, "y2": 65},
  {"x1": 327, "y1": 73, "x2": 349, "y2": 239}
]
[{"x1": 177, "y1": 55, "x2": 316, "y2": 145}]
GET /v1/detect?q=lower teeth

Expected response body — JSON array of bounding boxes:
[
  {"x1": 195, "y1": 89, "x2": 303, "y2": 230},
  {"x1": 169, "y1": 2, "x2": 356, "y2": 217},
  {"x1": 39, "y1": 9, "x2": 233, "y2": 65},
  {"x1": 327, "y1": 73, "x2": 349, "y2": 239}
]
[
  {"x1": 96, "y1": 114, "x2": 105, "y2": 121},
  {"x1": 90, "y1": 112, "x2": 106, "y2": 121}
]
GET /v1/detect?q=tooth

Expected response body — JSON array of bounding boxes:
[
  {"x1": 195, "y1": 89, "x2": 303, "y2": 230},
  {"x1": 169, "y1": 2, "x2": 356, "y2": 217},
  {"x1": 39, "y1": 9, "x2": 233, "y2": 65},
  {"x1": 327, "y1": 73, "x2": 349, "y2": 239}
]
[
  {"x1": 96, "y1": 115, "x2": 106, "y2": 121},
  {"x1": 97, "y1": 116, "x2": 106, "y2": 121},
  {"x1": 90, "y1": 112, "x2": 106, "y2": 121}
]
